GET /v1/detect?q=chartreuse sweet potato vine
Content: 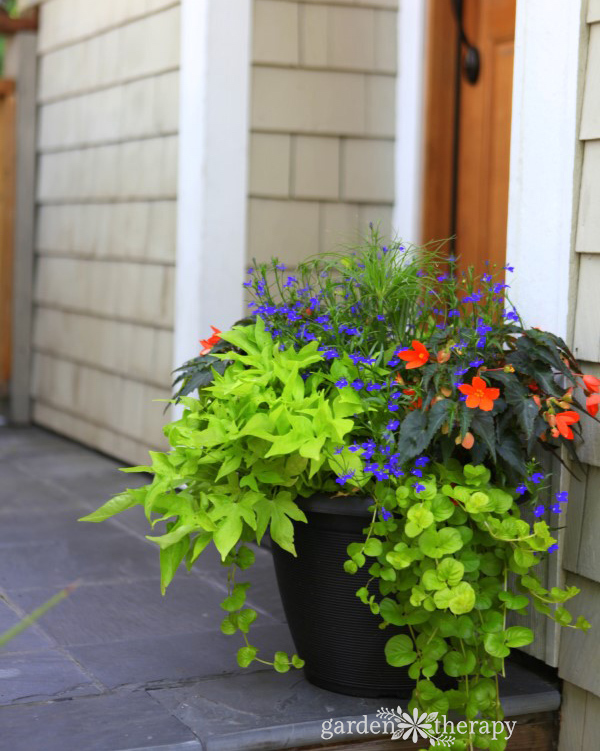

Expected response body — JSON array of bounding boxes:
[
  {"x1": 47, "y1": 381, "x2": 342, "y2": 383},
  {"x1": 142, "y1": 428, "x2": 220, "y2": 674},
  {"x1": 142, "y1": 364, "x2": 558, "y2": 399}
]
[{"x1": 82, "y1": 231, "x2": 592, "y2": 751}]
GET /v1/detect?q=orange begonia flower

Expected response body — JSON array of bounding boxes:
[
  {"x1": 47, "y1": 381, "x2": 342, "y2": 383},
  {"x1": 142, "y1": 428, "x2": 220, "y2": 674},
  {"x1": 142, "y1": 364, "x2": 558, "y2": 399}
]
[
  {"x1": 403, "y1": 389, "x2": 423, "y2": 411},
  {"x1": 199, "y1": 326, "x2": 221, "y2": 355},
  {"x1": 555, "y1": 410, "x2": 580, "y2": 439},
  {"x1": 583, "y1": 374, "x2": 600, "y2": 394},
  {"x1": 587, "y1": 394, "x2": 600, "y2": 418},
  {"x1": 457, "y1": 376, "x2": 500, "y2": 412},
  {"x1": 398, "y1": 340, "x2": 430, "y2": 369}
]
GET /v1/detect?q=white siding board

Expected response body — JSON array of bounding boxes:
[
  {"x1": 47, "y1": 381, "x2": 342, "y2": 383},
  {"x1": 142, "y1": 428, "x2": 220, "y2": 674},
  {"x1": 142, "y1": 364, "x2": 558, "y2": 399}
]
[
  {"x1": 37, "y1": 202, "x2": 177, "y2": 263},
  {"x1": 33, "y1": 308, "x2": 173, "y2": 387},
  {"x1": 573, "y1": 254, "x2": 600, "y2": 362},
  {"x1": 38, "y1": 71, "x2": 179, "y2": 150},
  {"x1": 32, "y1": 354, "x2": 169, "y2": 458},
  {"x1": 558, "y1": 573, "x2": 600, "y2": 697},
  {"x1": 39, "y1": 0, "x2": 178, "y2": 52},
  {"x1": 575, "y1": 140, "x2": 600, "y2": 253},
  {"x1": 38, "y1": 6, "x2": 180, "y2": 102},
  {"x1": 580, "y1": 25, "x2": 600, "y2": 139},
  {"x1": 588, "y1": 0, "x2": 600, "y2": 23},
  {"x1": 34, "y1": 257, "x2": 175, "y2": 328},
  {"x1": 37, "y1": 137, "x2": 178, "y2": 201}
]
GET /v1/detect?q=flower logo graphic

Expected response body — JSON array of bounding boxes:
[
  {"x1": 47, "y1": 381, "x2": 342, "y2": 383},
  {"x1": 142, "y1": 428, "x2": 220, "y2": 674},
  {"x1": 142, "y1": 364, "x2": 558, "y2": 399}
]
[{"x1": 376, "y1": 706, "x2": 454, "y2": 746}]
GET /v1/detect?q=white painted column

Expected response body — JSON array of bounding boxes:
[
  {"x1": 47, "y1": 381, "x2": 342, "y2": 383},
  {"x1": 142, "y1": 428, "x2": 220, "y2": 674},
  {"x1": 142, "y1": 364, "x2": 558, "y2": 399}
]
[
  {"x1": 506, "y1": 0, "x2": 586, "y2": 339},
  {"x1": 393, "y1": 0, "x2": 428, "y2": 245},
  {"x1": 174, "y1": 0, "x2": 252, "y2": 370}
]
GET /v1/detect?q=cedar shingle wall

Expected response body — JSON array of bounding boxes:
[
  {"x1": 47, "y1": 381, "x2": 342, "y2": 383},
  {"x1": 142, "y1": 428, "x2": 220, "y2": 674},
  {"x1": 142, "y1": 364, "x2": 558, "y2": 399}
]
[
  {"x1": 558, "y1": 3, "x2": 600, "y2": 738},
  {"x1": 31, "y1": 0, "x2": 180, "y2": 464},
  {"x1": 247, "y1": 0, "x2": 398, "y2": 265}
]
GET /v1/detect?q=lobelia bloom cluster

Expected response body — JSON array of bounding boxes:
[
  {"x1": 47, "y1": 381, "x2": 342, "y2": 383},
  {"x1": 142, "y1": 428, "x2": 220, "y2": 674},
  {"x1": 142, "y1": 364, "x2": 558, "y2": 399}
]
[{"x1": 229, "y1": 235, "x2": 596, "y2": 538}]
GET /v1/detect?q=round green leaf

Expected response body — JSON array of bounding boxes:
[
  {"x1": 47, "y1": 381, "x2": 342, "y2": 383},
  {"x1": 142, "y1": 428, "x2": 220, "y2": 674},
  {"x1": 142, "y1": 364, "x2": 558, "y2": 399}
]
[
  {"x1": 443, "y1": 649, "x2": 476, "y2": 677},
  {"x1": 504, "y1": 626, "x2": 534, "y2": 648},
  {"x1": 419, "y1": 527, "x2": 463, "y2": 558},
  {"x1": 437, "y1": 557, "x2": 465, "y2": 586},
  {"x1": 364, "y1": 538, "x2": 383, "y2": 557},
  {"x1": 237, "y1": 645, "x2": 258, "y2": 668},
  {"x1": 483, "y1": 632, "x2": 510, "y2": 658},
  {"x1": 384, "y1": 634, "x2": 417, "y2": 667}
]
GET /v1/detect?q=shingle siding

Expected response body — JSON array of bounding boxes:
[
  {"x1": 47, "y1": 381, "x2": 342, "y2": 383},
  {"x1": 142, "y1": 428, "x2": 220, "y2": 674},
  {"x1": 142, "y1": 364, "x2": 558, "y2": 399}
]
[{"x1": 31, "y1": 2, "x2": 180, "y2": 462}]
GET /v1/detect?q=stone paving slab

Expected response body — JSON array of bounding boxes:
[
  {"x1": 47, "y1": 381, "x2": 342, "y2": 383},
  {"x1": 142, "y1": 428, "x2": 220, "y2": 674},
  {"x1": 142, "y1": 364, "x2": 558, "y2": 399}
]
[
  {"x1": 8, "y1": 577, "x2": 242, "y2": 647},
  {"x1": 149, "y1": 662, "x2": 561, "y2": 751},
  {"x1": 68, "y1": 623, "x2": 295, "y2": 690},
  {"x1": 0, "y1": 526, "x2": 161, "y2": 592},
  {"x1": 0, "y1": 648, "x2": 101, "y2": 704},
  {"x1": 0, "y1": 600, "x2": 51, "y2": 653},
  {"x1": 0, "y1": 692, "x2": 202, "y2": 751}
]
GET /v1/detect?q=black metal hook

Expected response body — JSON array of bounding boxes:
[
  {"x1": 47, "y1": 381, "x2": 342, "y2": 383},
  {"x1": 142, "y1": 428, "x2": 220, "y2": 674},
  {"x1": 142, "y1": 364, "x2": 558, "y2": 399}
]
[{"x1": 451, "y1": 0, "x2": 480, "y2": 85}]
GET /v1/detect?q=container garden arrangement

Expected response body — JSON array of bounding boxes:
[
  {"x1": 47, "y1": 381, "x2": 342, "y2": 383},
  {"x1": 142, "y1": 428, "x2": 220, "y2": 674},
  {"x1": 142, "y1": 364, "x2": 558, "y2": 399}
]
[{"x1": 81, "y1": 231, "x2": 592, "y2": 751}]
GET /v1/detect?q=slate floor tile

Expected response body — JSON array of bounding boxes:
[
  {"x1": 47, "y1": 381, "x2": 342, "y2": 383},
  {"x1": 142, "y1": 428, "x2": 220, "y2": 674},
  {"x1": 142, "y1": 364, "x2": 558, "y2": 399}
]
[
  {"x1": 58, "y1": 470, "x2": 150, "y2": 519},
  {"x1": 148, "y1": 670, "x2": 387, "y2": 746},
  {"x1": 0, "y1": 427, "x2": 85, "y2": 461},
  {"x1": 0, "y1": 649, "x2": 101, "y2": 704},
  {"x1": 9, "y1": 577, "x2": 264, "y2": 647},
  {"x1": 0, "y1": 600, "x2": 51, "y2": 653},
  {"x1": 0, "y1": 692, "x2": 202, "y2": 751},
  {"x1": 68, "y1": 623, "x2": 296, "y2": 689},
  {"x1": 0, "y1": 526, "x2": 160, "y2": 592},
  {"x1": 0, "y1": 463, "x2": 69, "y2": 513},
  {"x1": 15, "y1": 450, "x2": 120, "y2": 481}
]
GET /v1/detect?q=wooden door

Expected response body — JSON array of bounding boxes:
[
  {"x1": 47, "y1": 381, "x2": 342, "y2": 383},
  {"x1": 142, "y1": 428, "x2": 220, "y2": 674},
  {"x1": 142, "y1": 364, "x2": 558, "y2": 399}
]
[
  {"x1": 422, "y1": 0, "x2": 516, "y2": 276},
  {"x1": 0, "y1": 79, "x2": 15, "y2": 397}
]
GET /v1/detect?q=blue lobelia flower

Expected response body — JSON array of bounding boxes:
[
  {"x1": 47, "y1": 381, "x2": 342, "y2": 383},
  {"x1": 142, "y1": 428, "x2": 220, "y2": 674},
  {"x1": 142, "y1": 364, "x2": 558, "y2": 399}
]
[
  {"x1": 415, "y1": 456, "x2": 430, "y2": 467},
  {"x1": 351, "y1": 379, "x2": 364, "y2": 390},
  {"x1": 548, "y1": 543, "x2": 559, "y2": 554},
  {"x1": 515, "y1": 484, "x2": 527, "y2": 496},
  {"x1": 530, "y1": 472, "x2": 545, "y2": 484},
  {"x1": 414, "y1": 483, "x2": 426, "y2": 493},
  {"x1": 533, "y1": 505, "x2": 546, "y2": 517},
  {"x1": 335, "y1": 378, "x2": 348, "y2": 388},
  {"x1": 380, "y1": 506, "x2": 392, "y2": 521},
  {"x1": 386, "y1": 419, "x2": 400, "y2": 431},
  {"x1": 335, "y1": 470, "x2": 355, "y2": 485}
]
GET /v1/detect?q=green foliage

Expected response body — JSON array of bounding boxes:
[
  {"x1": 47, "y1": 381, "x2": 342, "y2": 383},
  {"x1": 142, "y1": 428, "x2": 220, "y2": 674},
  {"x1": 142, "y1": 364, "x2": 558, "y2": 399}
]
[{"x1": 80, "y1": 231, "x2": 592, "y2": 748}]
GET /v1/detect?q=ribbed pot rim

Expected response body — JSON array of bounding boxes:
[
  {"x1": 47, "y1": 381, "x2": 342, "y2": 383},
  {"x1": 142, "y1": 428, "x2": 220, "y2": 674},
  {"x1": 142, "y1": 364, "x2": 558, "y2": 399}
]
[{"x1": 298, "y1": 493, "x2": 374, "y2": 517}]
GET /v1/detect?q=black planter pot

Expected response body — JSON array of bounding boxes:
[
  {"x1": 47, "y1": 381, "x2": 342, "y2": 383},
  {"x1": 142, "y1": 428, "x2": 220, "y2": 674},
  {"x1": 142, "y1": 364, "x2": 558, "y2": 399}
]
[{"x1": 271, "y1": 494, "x2": 415, "y2": 698}]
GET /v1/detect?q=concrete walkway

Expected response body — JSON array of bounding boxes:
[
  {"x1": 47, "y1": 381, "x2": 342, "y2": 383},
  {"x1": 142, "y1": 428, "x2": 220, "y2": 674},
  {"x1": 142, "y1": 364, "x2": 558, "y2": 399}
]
[{"x1": 0, "y1": 427, "x2": 560, "y2": 751}]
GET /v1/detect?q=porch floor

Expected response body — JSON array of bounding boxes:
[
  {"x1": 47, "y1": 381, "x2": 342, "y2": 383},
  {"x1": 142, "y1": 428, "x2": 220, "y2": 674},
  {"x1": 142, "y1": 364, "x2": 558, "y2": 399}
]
[{"x1": 0, "y1": 426, "x2": 561, "y2": 751}]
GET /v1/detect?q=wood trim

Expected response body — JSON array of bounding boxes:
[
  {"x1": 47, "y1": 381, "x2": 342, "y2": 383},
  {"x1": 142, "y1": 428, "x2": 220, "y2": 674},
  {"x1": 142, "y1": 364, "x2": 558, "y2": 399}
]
[
  {"x1": 0, "y1": 80, "x2": 16, "y2": 397},
  {"x1": 0, "y1": 8, "x2": 38, "y2": 35},
  {"x1": 420, "y1": 0, "x2": 459, "y2": 245}
]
